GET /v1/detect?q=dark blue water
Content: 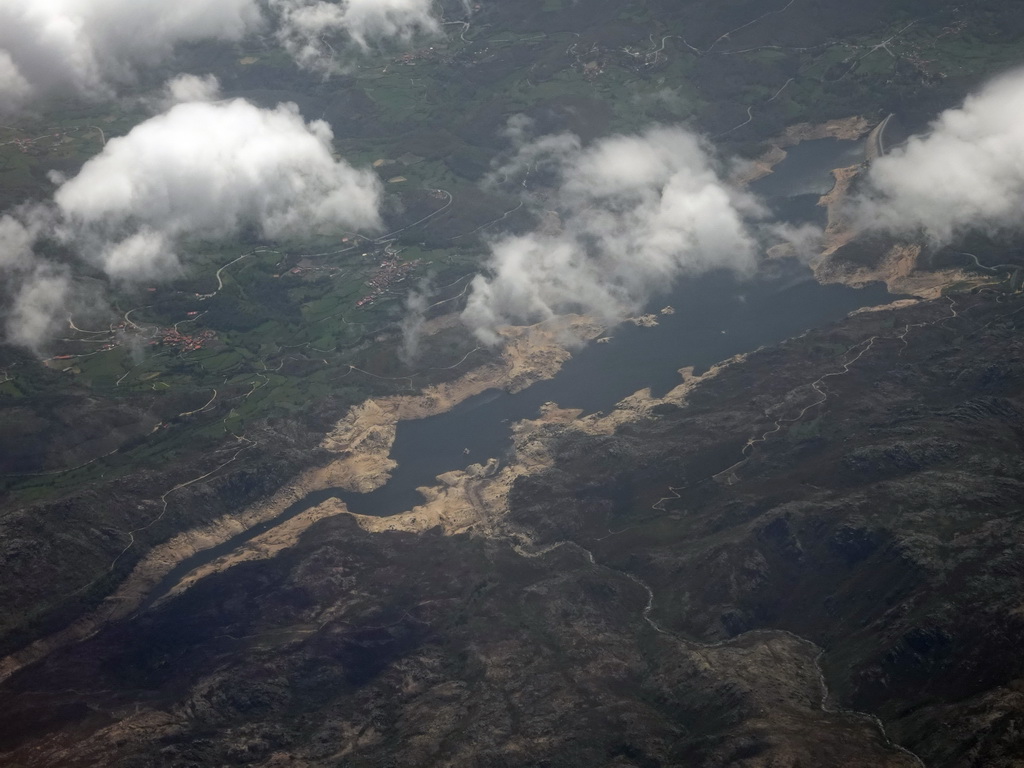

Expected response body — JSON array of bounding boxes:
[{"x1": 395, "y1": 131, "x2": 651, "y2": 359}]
[
  {"x1": 144, "y1": 134, "x2": 886, "y2": 607},
  {"x1": 751, "y1": 137, "x2": 865, "y2": 198},
  {"x1": 339, "y1": 136, "x2": 875, "y2": 515},
  {"x1": 751, "y1": 138, "x2": 865, "y2": 227},
  {"x1": 753, "y1": 137, "x2": 864, "y2": 227},
  {"x1": 339, "y1": 267, "x2": 891, "y2": 515}
]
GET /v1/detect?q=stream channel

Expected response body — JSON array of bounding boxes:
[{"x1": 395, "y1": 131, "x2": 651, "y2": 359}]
[{"x1": 145, "y1": 137, "x2": 893, "y2": 607}]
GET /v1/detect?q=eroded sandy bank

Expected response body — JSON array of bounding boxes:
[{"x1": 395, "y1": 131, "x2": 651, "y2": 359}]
[
  {"x1": 0, "y1": 315, "x2": 601, "y2": 681},
  {"x1": 732, "y1": 115, "x2": 874, "y2": 185},
  {"x1": 2, "y1": 113, "x2": 976, "y2": 682},
  {"x1": 811, "y1": 164, "x2": 983, "y2": 299}
]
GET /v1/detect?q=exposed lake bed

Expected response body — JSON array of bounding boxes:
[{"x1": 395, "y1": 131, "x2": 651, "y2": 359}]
[
  {"x1": 132, "y1": 129, "x2": 905, "y2": 604},
  {"x1": 2, "y1": 123, "x2": 909, "y2": 673}
]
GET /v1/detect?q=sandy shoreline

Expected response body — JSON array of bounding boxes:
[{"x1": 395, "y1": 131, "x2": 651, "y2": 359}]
[
  {"x1": 176, "y1": 353, "x2": 747, "y2": 594},
  {"x1": 0, "y1": 315, "x2": 602, "y2": 682},
  {"x1": 752, "y1": 115, "x2": 992, "y2": 299},
  {"x1": 731, "y1": 115, "x2": 874, "y2": 186},
  {"x1": 1, "y1": 114, "x2": 981, "y2": 681},
  {"x1": 810, "y1": 155, "x2": 986, "y2": 299}
]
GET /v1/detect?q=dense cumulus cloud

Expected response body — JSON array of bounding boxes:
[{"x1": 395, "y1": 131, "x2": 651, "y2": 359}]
[
  {"x1": 270, "y1": 0, "x2": 441, "y2": 73},
  {"x1": 51, "y1": 98, "x2": 382, "y2": 280},
  {"x1": 0, "y1": 212, "x2": 36, "y2": 274},
  {"x1": 0, "y1": 0, "x2": 262, "y2": 107},
  {"x1": 0, "y1": 0, "x2": 448, "y2": 107},
  {"x1": 465, "y1": 74, "x2": 1024, "y2": 347},
  {"x1": 0, "y1": 211, "x2": 72, "y2": 349},
  {"x1": 161, "y1": 73, "x2": 222, "y2": 106},
  {"x1": 854, "y1": 71, "x2": 1024, "y2": 244},
  {"x1": 0, "y1": 98, "x2": 382, "y2": 348},
  {"x1": 0, "y1": 0, "x2": 440, "y2": 348},
  {"x1": 461, "y1": 122, "x2": 764, "y2": 344},
  {"x1": 6, "y1": 264, "x2": 72, "y2": 349}
]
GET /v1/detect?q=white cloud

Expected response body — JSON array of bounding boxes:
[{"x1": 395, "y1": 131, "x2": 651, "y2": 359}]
[
  {"x1": 98, "y1": 230, "x2": 178, "y2": 281},
  {"x1": 334, "y1": 0, "x2": 440, "y2": 47},
  {"x1": 0, "y1": 0, "x2": 262, "y2": 107},
  {"x1": 0, "y1": 49, "x2": 30, "y2": 102},
  {"x1": 399, "y1": 286, "x2": 429, "y2": 363},
  {"x1": 463, "y1": 124, "x2": 764, "y2": 344},
  {"x1": 0, "y1": 213, "x2": 36, "y2": 272},
  {"x1": 1, "y1": 98, "x2": 384, "y2": 347},
  {"x1": 854, "y1": 71, "x2": 1024, "y2": 244},
  {"x1": 0, "y1": 212, "x2": 77, "y2": 350},
  {"x1": 0, "y1": 0, "x2": 450, "y2": 105},
  {"x1": 6, "y1": 266, "x2": 72, "y2": 350},
  {"x1": 52, "y1": 98, "x2": 383, "y2": 280},
  {"x1": 764, "y1": 222, "x2": 825, "y2": 262},
  {"x1": 162, "y1": 73, "x2": 222, "y2": 106},
  {"x1": 270, "y1": 0, "x2": 440, "y2": 73}
]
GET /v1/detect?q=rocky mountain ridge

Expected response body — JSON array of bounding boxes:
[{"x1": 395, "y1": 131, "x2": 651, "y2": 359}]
[{"x1": 3, "y1": 287, "x2": 1023, "y2": 766}]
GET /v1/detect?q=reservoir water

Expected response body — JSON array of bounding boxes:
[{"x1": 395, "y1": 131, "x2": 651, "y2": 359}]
[
  {"x1": 341, "y1": 137, "x2": 874, "y2": 515},
  {"x1": 751, "y1": 137, "x2": 866, "y2": 228},
  {"x1": 145, "y1": 136, "x2": 883, "y2": 606},
  {"x1": 339, "y1": 268, "x2": 890, "y2": 516},
  {"x1": 751, "y1": 138, "x2": 865, "y2": 198}
]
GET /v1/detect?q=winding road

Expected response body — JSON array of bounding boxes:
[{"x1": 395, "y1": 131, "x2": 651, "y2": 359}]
[{"x1": 489, "y1": 483, "x2": 926, "y2": 767}]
